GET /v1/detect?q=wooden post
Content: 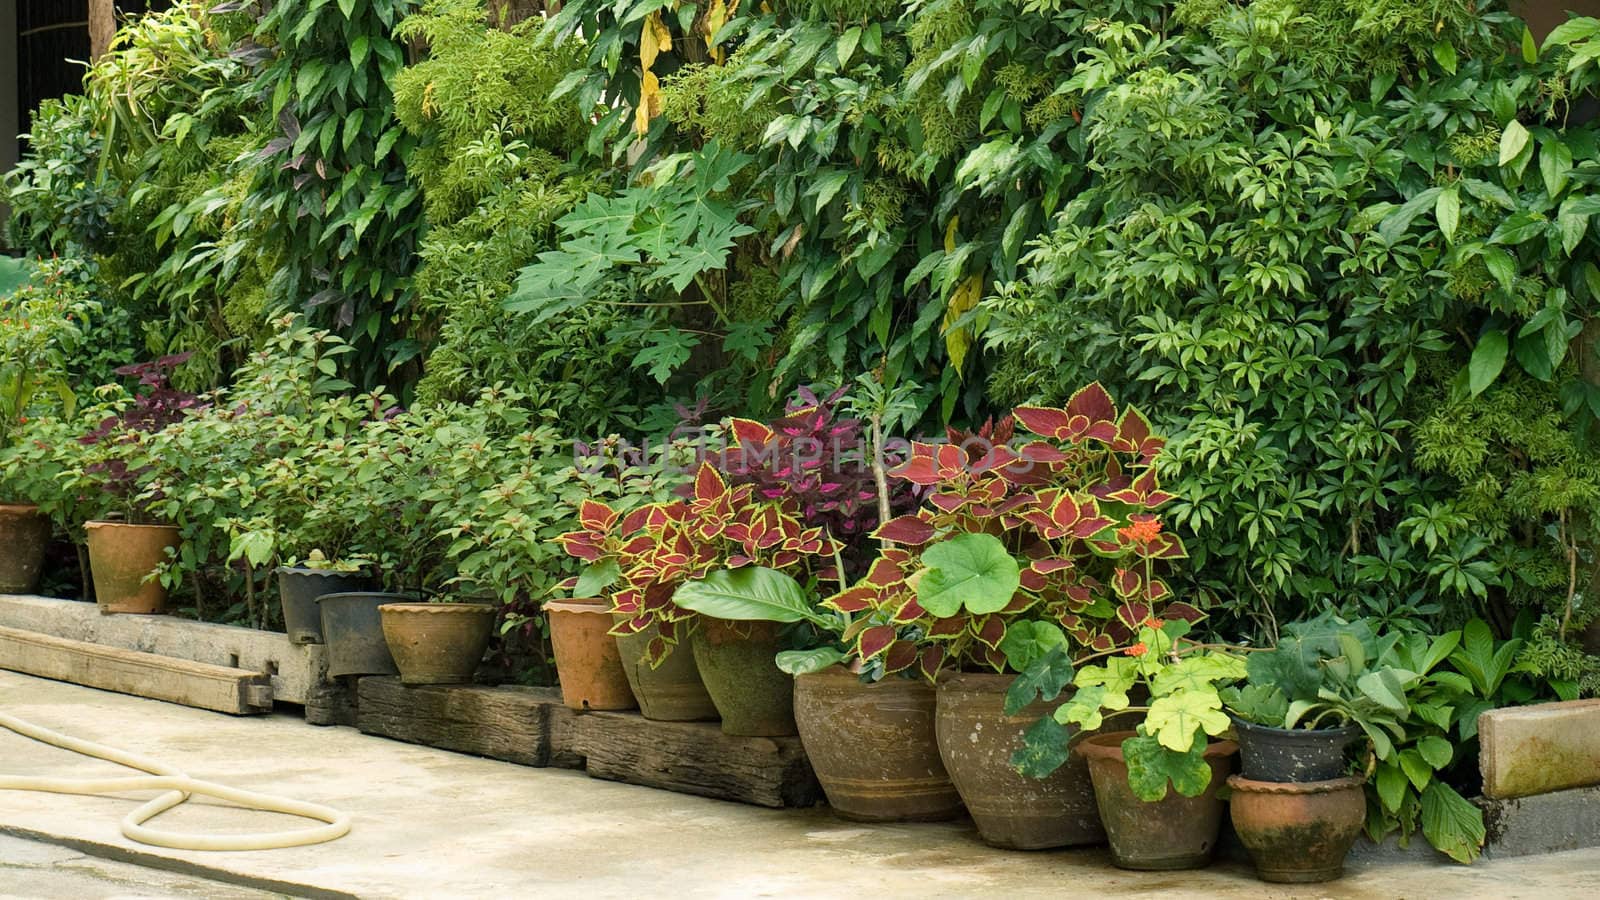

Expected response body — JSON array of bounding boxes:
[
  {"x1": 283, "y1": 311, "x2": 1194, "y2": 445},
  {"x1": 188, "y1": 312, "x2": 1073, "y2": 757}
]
[{"x1": 88, "y1": 0, "x2": 114, "y2": 59}]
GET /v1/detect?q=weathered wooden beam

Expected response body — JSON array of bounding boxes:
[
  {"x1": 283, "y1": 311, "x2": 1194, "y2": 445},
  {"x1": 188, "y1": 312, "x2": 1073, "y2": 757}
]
[
  {"x1": 356, "y1": 677, "x2": 821, "y2": 808},
  {"x1": 357, "y1": 677, "x2": 582, "y2": 768},
  {"x1": 0, "y1": 625, "x2": 273, "y2": 715},
  {"x1": 573, "y1": 710, "x2": 821, "y2": 809}
]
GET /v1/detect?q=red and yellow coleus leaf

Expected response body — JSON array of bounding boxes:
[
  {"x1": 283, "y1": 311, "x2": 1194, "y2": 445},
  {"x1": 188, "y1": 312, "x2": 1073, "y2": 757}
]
[{"x1": 856, "y1": 625, "x2": 898, "y2": 661}]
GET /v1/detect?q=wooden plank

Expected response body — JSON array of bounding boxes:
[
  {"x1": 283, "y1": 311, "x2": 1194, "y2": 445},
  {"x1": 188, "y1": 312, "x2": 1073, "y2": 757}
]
[
  {"x1": 355, "y1": 677, "x2": 821, "y2": 808},
  {"x1": 0, "y1": 594, "x2": 331, "y2": 705},
  {"x1": 0, "y1": 626, "x2": 272, "y2": 715},
  {"x1": 573, "y1": 712, "x2": 821, "y2": 809},
  {"x1": 357, "y1": 677, "x2": 582, "y2": 768}
]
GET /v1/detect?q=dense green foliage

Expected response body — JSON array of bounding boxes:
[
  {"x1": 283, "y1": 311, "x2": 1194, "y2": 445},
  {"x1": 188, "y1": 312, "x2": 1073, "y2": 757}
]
[
  {"x1": 5, "y1": 0, "x2": 1600, "y2": 854},
  {"x1": 976, "y1": 2, "x2": 1600, "y2": 679}
]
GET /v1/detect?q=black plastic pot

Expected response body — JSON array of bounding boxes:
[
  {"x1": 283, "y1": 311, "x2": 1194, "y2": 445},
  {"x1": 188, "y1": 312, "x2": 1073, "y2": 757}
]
[
  {"x1": 1232, "y1": 716, "x2": 1363, "y2": 783},
  {"x1": 276, "y1": 568, "x2": 370, "y2": 644},
  {"x1": 317, "y1": 592, "x2": 410, "y2": 677}
]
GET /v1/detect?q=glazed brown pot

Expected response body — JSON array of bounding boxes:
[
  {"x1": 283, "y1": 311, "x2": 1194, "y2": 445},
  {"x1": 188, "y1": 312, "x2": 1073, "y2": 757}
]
[
  {"x1": 0, "y1": 504, "x2": 51, "y2": 594},
  {"x1": 1078, "y1": 730, "x2": 1237, "y2": 870},
  {"x1": 691, "y1": 618, "x2": 795, "y2": 736},
  {"x1": 1228, "y1": 774, "x2": 1366, "y2": 883},
  {"x1": 84, "y1": 521, "x2": 180, "y2": 615},
  {"x1": 379, "y1": 602, "x2": 496, "y2": 685},
  {"x1": 794, "y1": 666, "x2": 965, "y2": 822},
  {"x1": 546, "y1": 598, "x2": 636, "y2": 711},
  {"x1": 614, "y1": 615, "x2": 718, "y2": 722},
  {"x1": 936, "y1": 672, "x2": 1104, "y2": 848}
]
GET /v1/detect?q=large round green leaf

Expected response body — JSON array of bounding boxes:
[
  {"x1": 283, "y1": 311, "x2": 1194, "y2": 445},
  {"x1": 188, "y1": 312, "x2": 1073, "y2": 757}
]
[
  {"x1": 916, "y1": 533, "x2": 1020, "y2": 617},
  {"x1": 673, "y1": 567, "x2": 829, "y2": 627}
]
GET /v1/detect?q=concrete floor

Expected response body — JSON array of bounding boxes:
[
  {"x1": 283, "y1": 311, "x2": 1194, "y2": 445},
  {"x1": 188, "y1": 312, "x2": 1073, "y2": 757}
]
[
  {"x1": 3, "y1": 670, "x2": 1600, "y2": 900},
  {"x1": 0, "y1": 834, "x2": 284, "y2": 899}
]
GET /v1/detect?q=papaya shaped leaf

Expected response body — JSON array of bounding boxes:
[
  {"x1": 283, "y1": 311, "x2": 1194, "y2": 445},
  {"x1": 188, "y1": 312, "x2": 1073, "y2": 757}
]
[
  {"x1": 1003, "y1": 643, "x2": 1075, "y2": 715},
  {"x1": 1146, "y1": 689, "x2": 1230, "y2": 751},
  {"x1": 1050, "y1": 683, "x2": 1129, "y2": 731},
  {"x1": 1151, "y1": 653, "x2": 1246, "y2": 697},
  {"x1": 1010, "y1": 713, "x2": 1074, "y2": 779},
  {"x1": 1123, "y1": 731, "x2": 1212, "y2": 802}
]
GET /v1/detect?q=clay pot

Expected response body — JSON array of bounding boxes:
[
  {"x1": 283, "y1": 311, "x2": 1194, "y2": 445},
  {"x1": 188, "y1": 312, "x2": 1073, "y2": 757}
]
[
  {"x1": 84, "y1": 521, "x2": 180, "y2": 615},
  {"x1": 1231, "y1": 716, "x2": 1362, "y2": 783},
  {"x1": 936, "y1": 672, "x2": 1104, "y2": 848},
  {"x1": 1078, "y1": 730, "x2": 1237, "y2": 870},
  {"x1": 379, "y1": 602, "x2": 496, "y2": 685},
  {"x1": 0, "y1": 504, "x2": 51, "y2": 594},
  {"x1": 691, "y1": 618, "x2": 795, "y2": 736},
  {"x1": 1228, "y1": 774, "x2": 1367, "y2": 883},
  {"x1": 317, "y1": 592, "x2": 407, "y2": 677},
  {"x1": 794, "y1": 666, "x2": 964, "y2": 822},
  {"x1": 614, "y1": 615, "x2": 718, "y2": 721},
  {"x1": 276, "y1": 567, "x2": 370, "y2": 644},
  {"x1": 546, "y1": 598, "x2": 636, "y2": 711}
]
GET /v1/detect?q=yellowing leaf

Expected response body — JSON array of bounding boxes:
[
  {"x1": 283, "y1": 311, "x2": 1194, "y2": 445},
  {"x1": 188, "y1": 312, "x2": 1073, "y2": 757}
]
[
  {"x1": 942, "y1": 273, "x2": 983, "y2": 372},
  {"x1": 943, "y1": 215, "x2": 960, "y2": 253},
  {"x1": 1145, "y1": 688, "x2": 1230, "y2": 751},
  {"x1": 702, "y1": 0, "x2": 738, "y2": 64},
  {"x1": 640, "y1": 12, "x2": 672, "y2": 70},
  {"x1": 635, "y1": 71, "x2": 662, "y2": 136}
]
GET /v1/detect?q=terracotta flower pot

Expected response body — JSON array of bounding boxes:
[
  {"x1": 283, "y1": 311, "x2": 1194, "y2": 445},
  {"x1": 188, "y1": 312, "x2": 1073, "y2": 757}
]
[
  {"x1": 614, "y1": 615, "x2": 718, "y2": 721},
  {"x1": 1078, "y1": 730, "x2": 1237, "y2": 870},
  {"x1": 379, "y1": 602, "x2": 496, "y2": 685},
  {"x1": 1228, "y1": 774, "x2": 1366, "y2": 883},
  {"x1": 936, "y1": 672, "x2": 1104, "y2": 848},
  {"x1": 84, "y1": 521, "x2": 180, "y2": 615},
  {"x1": 691, "y1": 618, "x2": 795, "y2": 736},
  {"x1": 794, "y1": 666, "x2": 964, "y2": 822},
  {"x1": 0, "y1": 503, "x2": 51, "y2": 594},
  {"x1": 317, "y1": 592, "x2": 406, "y2": 677},
  {"x1": 276, "y1": 567, "x2": 370, "y2": 644},
  {"x1": 546, "y1": 598, "x2": 636, "y2": 711}
]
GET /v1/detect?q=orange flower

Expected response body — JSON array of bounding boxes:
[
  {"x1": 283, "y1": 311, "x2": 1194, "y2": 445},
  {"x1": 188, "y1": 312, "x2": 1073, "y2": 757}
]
[
  {"x1": 1143, "y1": 616, "x2": 1164, "y2": 630},
  {"x1": 1126, "y1": 642, "x2": 1148, "y2": 657},
  {"x1": 1117, "y1": 516, "x2": 1163, "y2": 546}
]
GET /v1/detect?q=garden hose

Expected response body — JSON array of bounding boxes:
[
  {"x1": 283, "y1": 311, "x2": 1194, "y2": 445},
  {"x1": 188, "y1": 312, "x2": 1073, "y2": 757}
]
[{"x1": 0, "y1": 711, "x2": 350, "y2": 851}]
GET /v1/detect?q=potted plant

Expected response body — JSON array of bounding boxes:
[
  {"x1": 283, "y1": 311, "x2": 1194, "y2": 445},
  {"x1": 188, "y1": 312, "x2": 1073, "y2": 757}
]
[
  {"x1": 557, "y1": 433, "x2": 709, "y2": 719},
  {"x1": 130, "y1": 321, "x2": 384, "y2": 632},
  {"x1": 0, "y1": 257, "x2": 94, "y2": 594},
  {"x1": 1010, "y1": 616, "x2": 1245, "y2": 870},
  {"x1": 277, "y1": 552, "x2": 371, "y2": 644},
  {"x1": 585, "y1": 461, "x2": 842, "y2": 736},
  {"x1": 542, "y1": 590, "x2": 637, "y2": 710},
  {"x1": 71, "y1": 355, "x2": 199, "y2": 614},
  {"x1": 1219, "y1": 612, "x2": 1413, "y2": 883},
  {"x1": 916, "y1": 387, "x2": 1197, "y2": 848}
]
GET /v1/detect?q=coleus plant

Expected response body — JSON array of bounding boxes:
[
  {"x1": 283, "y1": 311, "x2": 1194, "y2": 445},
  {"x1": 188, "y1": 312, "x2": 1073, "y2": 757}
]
[
  {"x1": 556, "y1": 462, "x2": 842, "y2": 663},
  {"x1": 820, "y1": 383, "x2": 1201, "y2": 678},
  {"x1": 671, "y1": 383, "x2": 1203, "y2": 683},
  {"x1": 707, "y1": 385, "x2": 907, "y2": 572}
]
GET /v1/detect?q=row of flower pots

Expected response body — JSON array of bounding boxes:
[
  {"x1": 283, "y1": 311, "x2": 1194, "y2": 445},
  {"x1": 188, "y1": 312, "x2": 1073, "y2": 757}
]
[
  {"x1": 276, "y1": 568, "x2": 499, "y2": 685},
  {"x1": 0, "y1": 523, "x2": 502, "y2": 689},
  {"x1": 544, "y1": 606, "x2": 1370, "y2": 881}
]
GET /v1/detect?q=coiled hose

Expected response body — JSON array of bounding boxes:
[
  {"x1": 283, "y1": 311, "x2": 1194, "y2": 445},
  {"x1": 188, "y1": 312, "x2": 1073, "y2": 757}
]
[{"x1": 0, "y1": 711, "x2": 350, "y2": 851}]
